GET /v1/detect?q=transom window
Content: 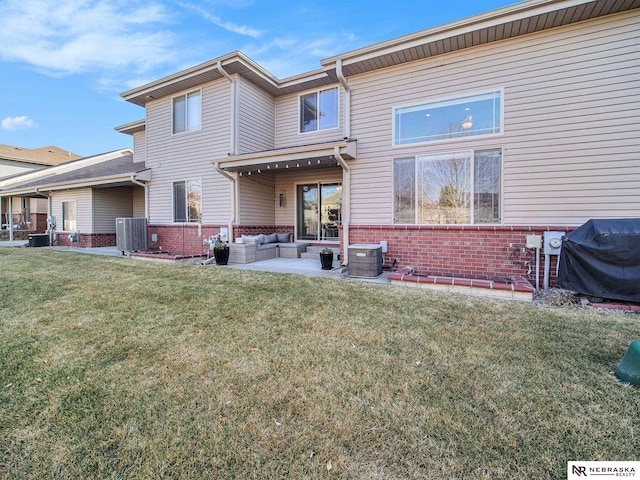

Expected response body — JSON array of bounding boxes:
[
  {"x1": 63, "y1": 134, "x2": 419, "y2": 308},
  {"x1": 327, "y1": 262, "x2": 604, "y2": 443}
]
[
  {"x1": 394, "y1": 91, "x2": 501, "y2": 145},
  {"x1": 394, "y1": 149, "x2": 501, "y2": 224},
  {"x1": 173, "y1": 90, "x2": 201, "y2": 134},
  {"x1": 300, "y1": 87, "x2": 339, "y2": 133},
  {"x1": 173, "y1": 179, "x2": 202, "y2": 223}
]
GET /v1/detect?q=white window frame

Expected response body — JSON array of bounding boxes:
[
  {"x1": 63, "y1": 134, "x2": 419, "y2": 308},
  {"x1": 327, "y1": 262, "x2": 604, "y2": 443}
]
[
  {"x1": 298, "y1": 86, "x2": 339, "y2": 134},
  {"x1": 392, "y1": 148, "x2": 502, "y2": 225},
  {"x1": 392, "y1": 89, "x2": 504, "y2": 147},
  {"x1": 172, "y1": 89, "x2": 202, "y2": 135},
  {"x1": 172, "y1": 179, "x2": 202, "y2": 223},
  {"x1": 62, "y1": 200, "x2": 77, "y2": 231}
]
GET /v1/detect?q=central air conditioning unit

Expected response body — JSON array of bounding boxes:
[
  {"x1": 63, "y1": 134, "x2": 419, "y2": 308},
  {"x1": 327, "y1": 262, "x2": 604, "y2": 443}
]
[{"x1": 116, "y1": 217, "x2": 148, "y2": 254}]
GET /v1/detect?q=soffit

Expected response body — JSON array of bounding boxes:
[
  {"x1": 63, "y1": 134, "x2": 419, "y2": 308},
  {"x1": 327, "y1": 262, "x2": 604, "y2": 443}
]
[{"x1": 321, "y1": 0, "x2": 640, "y2": 77}]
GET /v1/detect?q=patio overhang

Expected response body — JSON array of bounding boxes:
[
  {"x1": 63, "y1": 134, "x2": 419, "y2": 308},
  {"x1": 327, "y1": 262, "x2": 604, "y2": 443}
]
[{"x1": 215, "y1": 140, "x2": 357, "y2": 174}]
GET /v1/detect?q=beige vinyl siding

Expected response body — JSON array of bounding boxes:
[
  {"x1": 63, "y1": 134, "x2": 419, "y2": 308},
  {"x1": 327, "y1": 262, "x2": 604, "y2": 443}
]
[
  {"x1": 51, "y1": 189, "x2": 91, "y2": 233},
  {"x1": 132, "y1": 187, "x2": 146, "y2": 217},
  {"x1": 237, "y1": 173, "x2": 276, "y2": 225},
  {"x1": 31, "y1": 198, "x2": 48, "y2": 214},
  {"x1": 274, "y1": 167, "x2": 343, "y2": 227},
  {"x1": 133, "y1": 131, "x2": 146, "y2": 166},
  {"x1": 275, "y1": 85, "x2": 344, "y2": 149},
  {"x1": 237, "y1": 77, "x2": 275, "y2": 154},
  {"x1": 348, "y1": 11, "x2": 639, "y2": 226},
  {"x1": 0, "y1": 160, "x2": 43, "y2": 180},
  {"x1": 145, "y1": 79, "x2": 232, "y2": 224},
  {"x1": 92, "y1": 187, "x2": 134, "y2": 234}
]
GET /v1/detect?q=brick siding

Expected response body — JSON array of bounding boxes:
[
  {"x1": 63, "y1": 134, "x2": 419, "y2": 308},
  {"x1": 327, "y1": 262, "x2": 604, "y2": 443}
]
[{"x1": 346, "y1": 225, "x2": 573, "y2": 287}]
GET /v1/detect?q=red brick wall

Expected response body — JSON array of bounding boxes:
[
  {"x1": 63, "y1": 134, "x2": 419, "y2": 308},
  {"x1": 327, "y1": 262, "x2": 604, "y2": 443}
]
[
  {"x1": 54, "y1": 233, "x2": 116, "y2": 247},
  {"x1": 147, "y1": 224, "x2": 227, "y2": 257},
  {"x1": 347, "y1": 225, "x2": 573, "y2": 286},
  {"x1": 30, "y1": 213, "x2": 48, "y2": 233}
]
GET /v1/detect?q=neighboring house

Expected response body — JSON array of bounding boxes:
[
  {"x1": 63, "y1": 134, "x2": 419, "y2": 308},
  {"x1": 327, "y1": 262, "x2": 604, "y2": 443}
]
[
  {"x1": 113, "y1": 0, "x2": 637, "y2": 284},
  {"x1": 0, "y1": 144, "x2": 81, "y2": 234},
  {"x1": 0, "y1": 149, "x2": 149, "y2": 246}
]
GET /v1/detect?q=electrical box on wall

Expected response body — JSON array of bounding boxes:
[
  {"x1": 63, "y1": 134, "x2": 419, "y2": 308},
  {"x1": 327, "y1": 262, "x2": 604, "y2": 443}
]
[{"x1": 526, "y1": 234, "x2": 542, "y2": 249}]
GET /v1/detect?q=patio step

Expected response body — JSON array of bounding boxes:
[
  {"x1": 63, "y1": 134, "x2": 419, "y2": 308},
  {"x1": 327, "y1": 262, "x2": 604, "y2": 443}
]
[{"x1": 300, "y1": 246, "x2": 333, "y2": 260}]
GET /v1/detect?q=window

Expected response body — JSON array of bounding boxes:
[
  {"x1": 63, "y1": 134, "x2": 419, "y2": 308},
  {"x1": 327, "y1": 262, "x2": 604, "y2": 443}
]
[
  {"x1": 62, "y1": 200, "x2": 77, "y2": 231},
  {"x1": 300, "y1": 87, "x2": 338, "y2": 133},
  {"x1": 394, "y1": 91, "x2": 501, "y2": 145},
  {"x1": 394, "y1": 149, "x2": 501, "y2": 224},
  {"x1": 173, "y1": 90, "x2": 201, "y2": 134},
  {"x1": 173, "y1": 179, "x2": 202, "y2": 223}
]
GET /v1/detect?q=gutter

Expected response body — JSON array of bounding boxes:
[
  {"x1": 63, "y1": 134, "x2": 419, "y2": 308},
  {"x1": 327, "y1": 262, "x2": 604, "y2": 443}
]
[
  {"x1": 215, "y1": 162, "x2": 236, "y2": 242},
  {"x1": 336, "y1": 59, "x2": 351, "y2": 140},
  {"x1": 333, "y1": 146, "x2": 351, "y2": 265},
  {"x1": 217, "y1": 61, "x2": 237, "y2": 156}
]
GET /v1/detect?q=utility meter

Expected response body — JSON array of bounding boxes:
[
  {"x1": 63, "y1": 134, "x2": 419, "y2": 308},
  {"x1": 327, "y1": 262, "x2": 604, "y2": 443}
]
[{"x1": 543, "y1": 231, "x2": 564, "y2": 255}]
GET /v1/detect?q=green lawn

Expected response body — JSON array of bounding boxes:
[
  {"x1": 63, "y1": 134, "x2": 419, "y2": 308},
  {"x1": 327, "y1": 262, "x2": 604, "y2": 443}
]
[{"x1": 1, "y1": 248, "x2": 638, "y2": 479}]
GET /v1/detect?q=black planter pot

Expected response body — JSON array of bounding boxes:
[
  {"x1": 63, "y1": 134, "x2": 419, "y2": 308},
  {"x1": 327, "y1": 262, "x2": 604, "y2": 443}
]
[
  {"x1": 320, "y1": 252, "x2": 334, "y2": 270},
  {"x1": 214, "y1": 246, "x2": 230, "y2": 265}
]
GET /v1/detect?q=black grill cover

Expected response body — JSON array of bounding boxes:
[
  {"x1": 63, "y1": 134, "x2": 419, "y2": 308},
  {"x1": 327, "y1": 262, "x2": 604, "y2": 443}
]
[{"x1": 557, "y1": 219, "x2": 640, "y2": 302}]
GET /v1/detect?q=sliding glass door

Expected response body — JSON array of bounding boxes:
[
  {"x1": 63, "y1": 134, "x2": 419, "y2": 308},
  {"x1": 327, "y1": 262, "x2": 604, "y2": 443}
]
[{"x1": 296, "y1": 183, "x2": 342, "y2": 241}]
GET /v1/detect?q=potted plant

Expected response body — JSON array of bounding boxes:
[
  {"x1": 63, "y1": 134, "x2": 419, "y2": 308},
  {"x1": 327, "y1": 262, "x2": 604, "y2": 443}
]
[
  {"x1": 319, "y1": 247, "x2": 334, "y2": 270},
  {"x1": 213, "y1": 235, "x2": 230, "y2": 265}
]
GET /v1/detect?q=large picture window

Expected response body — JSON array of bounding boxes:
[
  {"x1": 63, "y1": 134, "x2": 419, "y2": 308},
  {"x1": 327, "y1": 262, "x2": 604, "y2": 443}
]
[
  {"x1": 62, "y1": 200, "x2": 77, "y2": 231},
  {"x1": 173, "y1": 90, "x2": 201, "y2": 134},
  {"x1": 173, "y1": 179, "x2": 202, "y2": 223},
  {"x1": 394, "y1": 149, "x2": 501, "y2": 224},
  {"x1": 300, "y1": 87, "x2": 338, "y2": 133},
  {"x1": 394, "y1": 91, "x2": 501, "y2": 145}
]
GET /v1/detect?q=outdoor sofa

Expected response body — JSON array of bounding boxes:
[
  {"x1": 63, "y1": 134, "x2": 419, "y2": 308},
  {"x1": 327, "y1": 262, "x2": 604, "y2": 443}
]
[{"x1": 228, "y1": 233, "x2": 310, "y2": 264}]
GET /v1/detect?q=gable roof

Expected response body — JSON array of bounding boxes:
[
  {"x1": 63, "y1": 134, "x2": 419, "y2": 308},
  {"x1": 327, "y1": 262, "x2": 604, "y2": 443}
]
[
  {"x1": 120, "y1": 0, "x2": 639, "y2": 107},
  {"x1": 0, "y1": 149, "x2": 149, "y2": 196},
  {"x1": 0, "y1": 144, "x2": 81, "y2": 166}
]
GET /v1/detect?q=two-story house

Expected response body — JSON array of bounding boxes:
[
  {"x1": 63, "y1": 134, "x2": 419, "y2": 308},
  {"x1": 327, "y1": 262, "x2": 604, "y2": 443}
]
[{"x1": 117, "y1": 0, "x2": 639, "y2": 282}]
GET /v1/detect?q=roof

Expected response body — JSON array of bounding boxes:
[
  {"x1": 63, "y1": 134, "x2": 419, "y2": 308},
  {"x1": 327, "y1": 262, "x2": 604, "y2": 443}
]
[
  {"x1": 120, "y1": 0, "x2": 639, "y2": 107},
  {"x1": 0, "y1": 144, "x2": 81, "y2": 165},
  {"x1": 0, "y1": 149, "x2": 149, "y2": 196}
]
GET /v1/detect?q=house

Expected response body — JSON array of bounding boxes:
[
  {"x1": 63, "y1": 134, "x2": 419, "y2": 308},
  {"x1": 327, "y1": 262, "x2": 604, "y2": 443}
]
[
  {"x1": 0, "y1": 144, "x2": 81, "y2": 236},
  {"x1": 116, "y1": 0, "x2": 639, "y2": 284},
  {"x1": 0, "y1": 149, "x2": 149, "y2": 246}
]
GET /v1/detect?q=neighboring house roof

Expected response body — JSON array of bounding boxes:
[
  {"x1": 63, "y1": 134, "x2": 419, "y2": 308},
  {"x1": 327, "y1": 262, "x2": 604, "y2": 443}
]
[
  {"x1": 0, "y1": 144, "x2": 81, "y2": 165},
  {"x1": 120, "y1": 0, "x2": 638, "y2": 107},
  {"x1": 0, "y1": 149, "x2": 149, "y2": 196}
]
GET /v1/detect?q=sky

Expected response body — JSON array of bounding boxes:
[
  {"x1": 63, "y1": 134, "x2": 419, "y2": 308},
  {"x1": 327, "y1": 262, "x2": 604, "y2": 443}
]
[{"x1": 0, "y1": 0, "x2": 520, "y2": 158}]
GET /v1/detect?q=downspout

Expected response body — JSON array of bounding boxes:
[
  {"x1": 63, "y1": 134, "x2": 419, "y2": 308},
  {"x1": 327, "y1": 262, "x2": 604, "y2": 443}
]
[
  {"x1": 215, "y1": 162, "x2": 236, "y2": 243},
  {"x1": 34, "y1": 188, "x2": 51, "y2": 244},
  {"x1": 217, "y1": 60, "x2": 237, "y2": 156},
  {"x1": 129, "y1": 175, "x2": 149, "y2": 219},
  {"x1": 217, "y1": 60, "x2": 238, "y2": 242},
  {"x1": 334, "y1": 146, "x2": 350, "y2": 265},
  {"x1": 336, "y1": 59, "x2": 351, "y2": 140}
]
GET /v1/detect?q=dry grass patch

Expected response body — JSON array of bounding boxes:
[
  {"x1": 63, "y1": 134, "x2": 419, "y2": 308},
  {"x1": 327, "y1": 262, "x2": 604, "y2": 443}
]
[{"x1": 1, "y1": 248, "x2": 638, "y2": 479}]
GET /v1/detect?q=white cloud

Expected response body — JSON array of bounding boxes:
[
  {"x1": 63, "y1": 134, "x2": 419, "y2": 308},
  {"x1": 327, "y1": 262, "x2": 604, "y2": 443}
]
[
  {"x1": 1, "y1": 116, "x2": 37, "y2": 131},
  {"x1": 0, "y1": 0, "x2": 178, "y2": 77},
  {"x1": 178, "y1": 2, "x2": 262, "y2": 38}
]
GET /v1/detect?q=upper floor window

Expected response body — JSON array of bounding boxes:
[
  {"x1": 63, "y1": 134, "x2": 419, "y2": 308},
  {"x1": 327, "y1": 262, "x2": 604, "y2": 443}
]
[
  {"x1": 173, "y1": 90, "x2": 201, "y2": 134},
  {"x1": 394, "y1": 91, "x2": 501, "y2": 145},
  {"x1": 300, "y1": 87, "x2": 338, "y2": 133},
  {"x1": 394, "y1": 149, "x2": 501, "y2": 225},
  {"x1": 173, "y1": 179, "x2": 202, "y2": 223}
]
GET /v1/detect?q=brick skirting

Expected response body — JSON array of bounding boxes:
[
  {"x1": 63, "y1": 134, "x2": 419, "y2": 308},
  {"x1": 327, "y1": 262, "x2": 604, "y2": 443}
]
[{"x1": 345, "y1": 224, "x2": 575, "y2": 288}]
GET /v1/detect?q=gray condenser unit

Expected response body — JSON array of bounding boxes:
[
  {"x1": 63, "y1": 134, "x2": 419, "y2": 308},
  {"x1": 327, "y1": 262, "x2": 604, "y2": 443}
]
[{"x1": 116, "y1": 217, "x2": 148, "y2": 253}]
